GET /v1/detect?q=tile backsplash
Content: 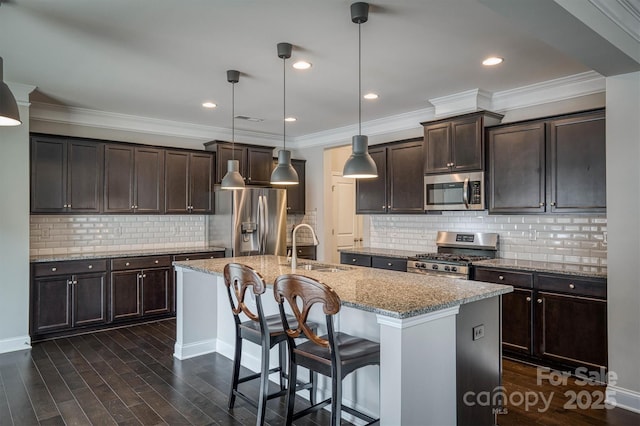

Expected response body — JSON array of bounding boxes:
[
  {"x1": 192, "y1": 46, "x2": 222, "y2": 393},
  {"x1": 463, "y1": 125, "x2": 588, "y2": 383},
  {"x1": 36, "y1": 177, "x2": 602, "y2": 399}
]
[
  {"x1": 30, "y1": 215, "x2": 207, "y2": 257},
  {"x1": 368, "y1": 211, "x2": 607, "y2": 266}
]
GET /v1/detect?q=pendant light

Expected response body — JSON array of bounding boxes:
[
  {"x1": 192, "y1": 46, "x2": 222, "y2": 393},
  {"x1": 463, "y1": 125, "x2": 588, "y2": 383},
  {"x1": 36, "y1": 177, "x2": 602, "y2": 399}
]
[
  {"x1": 270, "y1": 42, "x2": 299, "y2": 185},
  {"x1": 0, "y1": 57, "x2": 22, "y2": 126},
  {"x1": 221, "y1": 69, "x2": 246, "y2": 189},
  {"x1": 343, "y1": 2, "x2": 377, "y2": 179}
]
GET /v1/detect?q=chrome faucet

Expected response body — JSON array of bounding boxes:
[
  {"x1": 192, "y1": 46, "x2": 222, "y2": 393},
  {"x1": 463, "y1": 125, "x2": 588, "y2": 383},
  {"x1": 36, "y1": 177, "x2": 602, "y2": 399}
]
[{"x1": 291, "y1": 223, "x2": 319, "y2": 269}]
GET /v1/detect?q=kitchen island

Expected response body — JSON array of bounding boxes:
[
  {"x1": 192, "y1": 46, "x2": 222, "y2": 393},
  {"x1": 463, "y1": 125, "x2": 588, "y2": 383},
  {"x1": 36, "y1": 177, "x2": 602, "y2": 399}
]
[{"x1": 173, "y1": 255, "x2": 512, "y2": 425}]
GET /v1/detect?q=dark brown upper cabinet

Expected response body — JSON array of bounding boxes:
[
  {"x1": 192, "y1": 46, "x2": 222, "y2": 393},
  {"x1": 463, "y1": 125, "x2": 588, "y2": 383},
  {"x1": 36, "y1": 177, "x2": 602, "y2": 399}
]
[
  {"x1": 205, "y1": 140, "x2": 274, "y2": 186},
  {"x1": 356, "y1": 138, "x2": 424, "y2": 214},
  {"x1": 272, "y1": 157, "x2": 306, "y2": 214},
  {"x1": 30, "y1": 135, "x2": 103, "y2": 213},
  {"x1": 104, "y1": 144, "x2": 165, "y2": 213},
  {"x1": 422, "y1": 111, "x2": 503, "y2": 174},
  {"x1": 165, "y1": 150, "x2": 214, "y2": 214},
  {"x1": 487, "y1": 109, "x2": 605, "y2": 214}
]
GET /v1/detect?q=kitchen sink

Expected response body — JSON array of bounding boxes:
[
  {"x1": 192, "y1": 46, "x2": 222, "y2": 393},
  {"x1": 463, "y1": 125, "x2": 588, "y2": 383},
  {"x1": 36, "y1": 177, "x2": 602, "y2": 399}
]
[{"x1": 281, "y1": 262, "x2": 352, "y2": 272}]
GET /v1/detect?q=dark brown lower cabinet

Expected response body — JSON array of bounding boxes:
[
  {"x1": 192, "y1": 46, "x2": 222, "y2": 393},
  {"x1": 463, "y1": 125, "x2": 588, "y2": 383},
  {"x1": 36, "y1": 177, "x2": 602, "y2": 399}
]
[
  {"x1": 340, "y1": 252, "x2": 407, "y2": 272},
  {"x1": 473, "y1": 266, "x2": 607, "y2": 372},
  {"x1": 110, "y1": 256, "x2": 172, "y2": 322},
  {"x1": 31, "y1": 260, "x2": 108, "y2": 339}
]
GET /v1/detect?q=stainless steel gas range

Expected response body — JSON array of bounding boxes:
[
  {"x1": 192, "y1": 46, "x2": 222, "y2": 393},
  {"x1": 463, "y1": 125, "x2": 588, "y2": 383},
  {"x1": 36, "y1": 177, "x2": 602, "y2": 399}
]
[{"x1": 407, "y1": 231, "x2": 499, "y2": 279}]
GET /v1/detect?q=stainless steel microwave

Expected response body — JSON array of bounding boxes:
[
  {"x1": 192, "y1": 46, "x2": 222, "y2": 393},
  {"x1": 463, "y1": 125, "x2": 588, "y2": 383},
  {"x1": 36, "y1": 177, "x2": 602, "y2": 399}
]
[{"x1": 424, "y1": 171, "x2": 485, "y2": 211}]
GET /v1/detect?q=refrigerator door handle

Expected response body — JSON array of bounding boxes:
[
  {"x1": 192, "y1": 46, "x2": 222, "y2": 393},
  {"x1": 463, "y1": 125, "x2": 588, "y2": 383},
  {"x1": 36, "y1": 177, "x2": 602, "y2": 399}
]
[
  {"x1": 262, "y1": 195, "x2": 269, "y2": 253},
  {"x1": 257, "y1": 195, "x2": 264, "y2": 254}
]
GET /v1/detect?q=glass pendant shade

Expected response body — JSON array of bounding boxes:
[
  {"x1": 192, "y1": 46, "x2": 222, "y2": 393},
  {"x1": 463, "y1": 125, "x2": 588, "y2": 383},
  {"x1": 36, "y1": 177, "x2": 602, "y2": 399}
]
[
  {"x1": 271, "y1": 150, "x2": 299, "y2": 185},
  {"x1": 0, "y1": 57, "x2": 22, "y2": 126},
  {"x1": 221, "y1": 159, "x2": 245, "y2": 189},
  {"x1": 343, "y1": 135, "x2": 377, "y2": 178}
]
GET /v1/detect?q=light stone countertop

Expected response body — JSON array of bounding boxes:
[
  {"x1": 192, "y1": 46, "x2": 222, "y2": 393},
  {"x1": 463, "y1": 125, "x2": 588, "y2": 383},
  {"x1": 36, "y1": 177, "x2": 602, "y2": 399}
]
[
  {"x1": 30, "y1": 246, "x2": 227, "y2": 263},
  {"x1": 173, "y1": 255, "x2": 512, "y2": 319},
  {"x1": 473, "y1": 258, "x2": 607, "y2": 279},
  {"x1": 338, "y1": 247, "x2": 418, "y2": 259}
]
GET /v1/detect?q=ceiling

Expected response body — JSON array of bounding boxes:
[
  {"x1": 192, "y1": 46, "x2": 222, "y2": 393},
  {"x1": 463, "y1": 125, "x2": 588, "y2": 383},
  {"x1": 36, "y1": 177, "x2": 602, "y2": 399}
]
[{"x1": 1, "y1": 0, "x2": 639, "y2": 142}]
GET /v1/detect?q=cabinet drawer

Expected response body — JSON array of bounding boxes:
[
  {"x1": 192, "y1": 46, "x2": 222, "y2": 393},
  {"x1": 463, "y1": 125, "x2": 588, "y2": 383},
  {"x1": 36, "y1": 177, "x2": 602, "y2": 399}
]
[
  {"x1": 111, "y1": 256, "x2": 172, "y2": 271},
  {"x1": 340, "y1": 252, "x2": 371, "y2": 267},
  {"x1": 289, "y1": 245, "x2": 317, "y2": 260},
  {"x1": 372, "y1": 256, "x2": 406, "y2": 272},
  {"x1": 33, "y1": 259, "x2": 107, "y2": 277},
  {"x1": 173, "y1": 251, "x2": 225, "y2": 262},
  {"x1": 536, "y1": 274, "x2": 606, "y2": 299},
  {"x1": 473, "y1": 267, "x2": 533, "y2": 288}
]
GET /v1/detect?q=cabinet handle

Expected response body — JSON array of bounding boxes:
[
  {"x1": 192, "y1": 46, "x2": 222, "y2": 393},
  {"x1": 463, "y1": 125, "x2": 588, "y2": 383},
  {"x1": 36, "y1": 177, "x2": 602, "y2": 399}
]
[
  {"x1": 387, "y1": 205, "x2": 391, "y2": 209},
  {"x1": 382, "y1": 205, "x2": 386, "y2": 209},
  {"x1": 185, "y1": 258, "x2": 190, "y2": 261},
  {"x1": 73, "y1": 280, "x2": 78, "y2": 285},
  {"x1": 88, "y1": 265, "x2": 93, "y2": 269},
  {"x1": 298, "y1": 250, "x2": 302, "y2": 253},
  {"x1": 537, "y1": 298, "x2": 543, "y2": 304},
  {"x1": 63, "y1": 204, "x2": 68, "y2": 208},
  {"x1": 526, "y1": 296, "x2": 531, "y2": 302},
  {"x1": 569, "y1": 283, "x2": 575, "y2": 289},
  {"x1": 287, "y1": 207, "x2": 291, "y2": 210},
  {"x1": 67, "y1": 279, "x2": 73, "y2": 285},
  {"x1": 142, "y1": 274, "x2": 146, "y2": 278},
  {"x1": 125, "y1": 262, "x2": 131, "y2": 266},
  {"x1": 387, "y1": 262, "x2": 392, "y2": 266},
  {"x1": 68, "y1": 204, "x2": 71, "y2": 208},
  {"x1": 154, "y1": 260, "x2": 159, "y2": 264},
  {"x1": 539, "y1": 202, "x2": 545, "y2": 207},
  {"x1": 352, "y1": 258, "x2": 357, "y2": 262},
  {"x1": 498, "y1": 275, "x2": 504, "y2": 280},
  {"x1": 51, "y1": 267, "x2": 57, "y2": 272},
  {"x1": 551, "y1": 202, "x2": 556, "y2": 206}
]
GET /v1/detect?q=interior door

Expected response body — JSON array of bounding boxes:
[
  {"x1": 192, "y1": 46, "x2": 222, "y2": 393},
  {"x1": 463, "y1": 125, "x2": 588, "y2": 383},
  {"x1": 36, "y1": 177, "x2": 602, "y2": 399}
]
[{"x1": 331, "y1": 174, "x2": 361, "y2": 263}]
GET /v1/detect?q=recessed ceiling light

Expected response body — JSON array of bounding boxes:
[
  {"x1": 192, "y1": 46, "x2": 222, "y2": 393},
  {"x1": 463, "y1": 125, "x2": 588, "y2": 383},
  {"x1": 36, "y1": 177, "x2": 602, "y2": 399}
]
[
  {"x1": 293, "y1": 61, "x2": 312, "y2": 70},
  {"x1": 285, "y1": 117, "x2": 297, "y2": 122},
  {"x1": 363, "y1": 93, "x2": 378, "y2": 100},
  {"x1": 482, "y1": 57, "x2": 504, "y2": 66},
  {"x1": 202, "y1": 102, "x2": 217, "y2": 108}
]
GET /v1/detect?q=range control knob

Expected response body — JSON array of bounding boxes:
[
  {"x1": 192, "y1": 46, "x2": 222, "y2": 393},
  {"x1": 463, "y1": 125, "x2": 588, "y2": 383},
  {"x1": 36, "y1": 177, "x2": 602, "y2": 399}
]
[
  {"x1": 432, "y1": 264, "x2": 439, "y2": 270},
  {"x1": 451, "y1": 266, "x2": 458, "y2": 272},
  {"x1": 444, "y1": 266, "x2": 451, "y2": 272}
]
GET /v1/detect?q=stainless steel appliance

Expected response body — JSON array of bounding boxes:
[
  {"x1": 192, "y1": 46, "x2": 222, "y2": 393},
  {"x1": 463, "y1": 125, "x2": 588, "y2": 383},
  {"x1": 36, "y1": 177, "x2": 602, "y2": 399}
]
[
  {"x1": 407, "y1": 231, "x2": 498, "y2": 279},
  {"x1": 209, "y1": 188, "x2": 287, "y2": 257},
  {"x1": 424, "y1": 171, "x2": 485, "y2": 211}
]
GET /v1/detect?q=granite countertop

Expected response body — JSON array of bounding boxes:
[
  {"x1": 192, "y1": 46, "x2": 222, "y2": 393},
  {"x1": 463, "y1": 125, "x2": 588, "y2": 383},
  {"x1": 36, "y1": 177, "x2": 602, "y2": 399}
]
[
  {"x1": 174, "y1": 255, "x2": 512, "y2": 319},
  {"x1": 30, "y1": 246, "x2": 227, "y2": 263},
  {"x1": 473, "y1": 258, "x2": 607, "y2": 279},
  {"x1": 338, "y1": 247, "x2": 418, "y2": 259}
]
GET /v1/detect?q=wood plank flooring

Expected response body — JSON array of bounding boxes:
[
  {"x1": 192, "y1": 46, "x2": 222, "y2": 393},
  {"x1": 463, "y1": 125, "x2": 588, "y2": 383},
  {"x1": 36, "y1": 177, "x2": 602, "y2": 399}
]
[{"x1": 1, "y1": 319, "x2": 638, "y2": 425}]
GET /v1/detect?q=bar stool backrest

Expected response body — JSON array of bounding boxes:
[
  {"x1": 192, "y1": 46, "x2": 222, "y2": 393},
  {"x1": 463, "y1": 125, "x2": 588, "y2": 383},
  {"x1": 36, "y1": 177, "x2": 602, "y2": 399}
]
[
  {"x1": 223, "y1": 263, "x2": 267, "y2": 325},
  {"x1": 273, "y1": 274, "x2": 341, "y2": 349}
]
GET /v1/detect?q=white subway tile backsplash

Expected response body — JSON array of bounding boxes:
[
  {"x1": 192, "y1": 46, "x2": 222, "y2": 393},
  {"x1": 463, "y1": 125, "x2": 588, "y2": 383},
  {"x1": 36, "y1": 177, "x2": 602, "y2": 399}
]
[{"x1": 368, "y1": 211, "x2": 606, "y2": 266}]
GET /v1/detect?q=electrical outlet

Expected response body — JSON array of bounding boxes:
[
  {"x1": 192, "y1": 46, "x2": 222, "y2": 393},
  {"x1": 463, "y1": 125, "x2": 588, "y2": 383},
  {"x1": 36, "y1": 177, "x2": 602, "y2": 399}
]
[
  {"x1": 529, "y1": 229, "x2": 537, "y2": 241},
  {"x1": 41, "y1": 227, "x2": 50, "y2": 239},
  {"x1": 473, "y1": 324, "x2": 485, "y2": 341}
]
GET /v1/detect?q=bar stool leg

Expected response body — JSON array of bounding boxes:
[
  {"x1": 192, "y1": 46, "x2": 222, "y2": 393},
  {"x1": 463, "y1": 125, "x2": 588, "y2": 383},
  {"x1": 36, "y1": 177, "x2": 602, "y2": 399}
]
[
  {"x1": 285, "y1": 353, "x2": 297, "y2": 426},
  {"x1": 257, "y1": 341, "x2": 270, "y2": 425},
  {"x1": 278, "y1": 341, "x2": 287, "y2": 391},
  {"x1": 310, "y1": 371, "x2": 317, "y2": 405},
  {"x1": 229, "y1": 334, "x2": 242, "y2": 409},
  {"x1": 331, "y1": 368, "x2": 342, "y2": 426}
]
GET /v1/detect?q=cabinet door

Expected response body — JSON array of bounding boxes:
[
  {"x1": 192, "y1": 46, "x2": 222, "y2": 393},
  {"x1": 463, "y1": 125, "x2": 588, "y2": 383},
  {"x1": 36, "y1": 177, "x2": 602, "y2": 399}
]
[
  {"x1": 535, "y1": 292, "x2": 607, "y2": 370},
  {"x1": 286, "y1": 159, "x2": 306, "y2": 214},
  {"x1": 423, "y1": 121, "x2": 451, "y2": 174},
  {"x1": 67, "y1": 141, "x2": 103, "y2": 213},
  {"x1": 488, "y1": 122, "x2": 546, "y2": 213},
  {"x1": 355, "y1": 146, "x2": 387, "y2": 213},
  {"x1": 388, "y1": 140, "x2": 424, "y2": 213},
  {"x1": 104, "y1": 145, "x2": 135, "y2": 213},
  {"x1": 141, "y1": 268, "x2": 172, "y2": 316},
  {"x1": 246, "y1": 146, "x2": 274, "y2": 185},
  {"x1": 134, "y1": 147, "x2": 164, "y2": 213},
  {"x1": 111, "y1": 271, "x2": 141, "y2": 321},
  {"x1": 33, "y1": 277, "x2": 71, "y2": 333},
  {"x1": 371, "y1": 256, "x2": 406, "y2": 272},
  {"x1": 340, "y1": 252, "x2": 371, "y2": 267},
  {"x1": 73, "y1": 273, "x2": 107, "y2": 327},
  {"x1": 451, "y1": 116, "x2": 482, "y2": 172},
  {"x1": 502, "y1": 288, "x2": 533, "y2": 355},
  {"x1": 548, "y1": 110, "x2": 606, "y2": 213},
  {"x1": 164, "y1": 150, "x2": 189, "y2": 213},
  {"x1": 31, "y1": 136, "x2": 67, "y2": 212},
  {"x1": 216, "y1": 144, "x2": 246, "y2": 183},
  {"x1": 189, "y1": 152, "x2": 214, "y2": 213}
]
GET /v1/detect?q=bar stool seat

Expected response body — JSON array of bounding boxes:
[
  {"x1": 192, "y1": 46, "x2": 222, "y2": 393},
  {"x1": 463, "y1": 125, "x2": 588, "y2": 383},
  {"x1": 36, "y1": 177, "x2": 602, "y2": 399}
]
[
  {"x1": 274, "y1": 273, "x2": 380, "y2": 426},
  {"x1": 224, "y1": 263, "x2": 317, "y2": 426}
]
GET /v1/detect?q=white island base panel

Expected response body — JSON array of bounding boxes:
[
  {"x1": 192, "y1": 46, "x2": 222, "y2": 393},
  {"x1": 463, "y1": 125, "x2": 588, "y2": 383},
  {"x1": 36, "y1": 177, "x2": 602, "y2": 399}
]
[{"x1": 174, "y1": 266, "x2": 476, "y2": 425}]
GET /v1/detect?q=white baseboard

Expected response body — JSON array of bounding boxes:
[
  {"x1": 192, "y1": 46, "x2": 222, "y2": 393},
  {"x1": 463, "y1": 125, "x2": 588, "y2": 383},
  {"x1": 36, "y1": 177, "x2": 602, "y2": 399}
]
[
  {"x1": 0, "y1": 335, "x2": 31, "y2": 354},
  {"x1": 173, "y1": 338, "x2": 217, "y2": 360},
  {"x1": 606, "y1": 385, "x2": 640, "y2": 413}
]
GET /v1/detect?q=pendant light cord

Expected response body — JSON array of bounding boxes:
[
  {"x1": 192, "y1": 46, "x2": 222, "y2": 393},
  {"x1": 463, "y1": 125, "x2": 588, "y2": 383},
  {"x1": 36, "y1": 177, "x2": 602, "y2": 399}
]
[
  {"x1": 231, "y1": 81, "x2": 235, "y2": 161},
  {"x1": 358, "y1": 21, "x2": 362, "y2": 136},
  {"x1": 283, "y1": 55, "x2": 286, "y2": 150}
]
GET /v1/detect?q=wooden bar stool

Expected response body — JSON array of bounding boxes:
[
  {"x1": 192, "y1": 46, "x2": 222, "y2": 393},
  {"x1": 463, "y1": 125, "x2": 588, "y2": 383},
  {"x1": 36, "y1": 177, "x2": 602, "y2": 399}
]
[
  {"x1": 273, "y1": 273, "x2": 380, "y2": 426},
  {"x1": 223, "y1": 263, "x2": 316, "y2": 426}
]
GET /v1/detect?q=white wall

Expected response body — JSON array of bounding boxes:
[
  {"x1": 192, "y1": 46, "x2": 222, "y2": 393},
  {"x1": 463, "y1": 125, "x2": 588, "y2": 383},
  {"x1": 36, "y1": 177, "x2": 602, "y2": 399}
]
[
  {"x1": 605, "y1": 71, "x2": 640, "y2": 412},
  {"x1": 0, "y1": 103, "x2": 31, "y2": 353}
]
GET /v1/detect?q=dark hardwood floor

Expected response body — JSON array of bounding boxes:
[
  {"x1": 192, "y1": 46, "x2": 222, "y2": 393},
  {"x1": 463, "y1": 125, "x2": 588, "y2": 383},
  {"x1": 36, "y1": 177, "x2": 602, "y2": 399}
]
[
  {"x1": 1, "y1": 319, "x2": 638, "y2": 425},
  {"x1": 0, "y1": 319, "x2": 342, "y2": 426}
]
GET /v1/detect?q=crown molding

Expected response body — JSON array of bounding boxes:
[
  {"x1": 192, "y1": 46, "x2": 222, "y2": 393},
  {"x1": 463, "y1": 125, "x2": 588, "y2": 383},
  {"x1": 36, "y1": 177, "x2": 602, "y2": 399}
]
[
  {"x1": 29, "y1": 102, "x2": 281, "y2": 145},
  {"x1": 28, "y1": 71, "x2": 605, "y2": 147},
  {"x1": 589, "y1": 0, "x2": 640, "y2": 43}
]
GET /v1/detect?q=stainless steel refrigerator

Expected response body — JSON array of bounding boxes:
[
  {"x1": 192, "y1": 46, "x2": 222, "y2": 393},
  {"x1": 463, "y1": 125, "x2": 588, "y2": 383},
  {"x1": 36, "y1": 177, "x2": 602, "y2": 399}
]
[{"x1": 209, "y1": 188, "x2": 287, "y2": 257}]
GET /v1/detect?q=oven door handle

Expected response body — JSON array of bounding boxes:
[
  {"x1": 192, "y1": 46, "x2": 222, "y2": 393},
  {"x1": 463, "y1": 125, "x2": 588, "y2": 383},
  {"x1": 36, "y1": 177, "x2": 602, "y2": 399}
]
[{"x1": 463, "y1": 177, "x2": 469, "y2": 209}]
